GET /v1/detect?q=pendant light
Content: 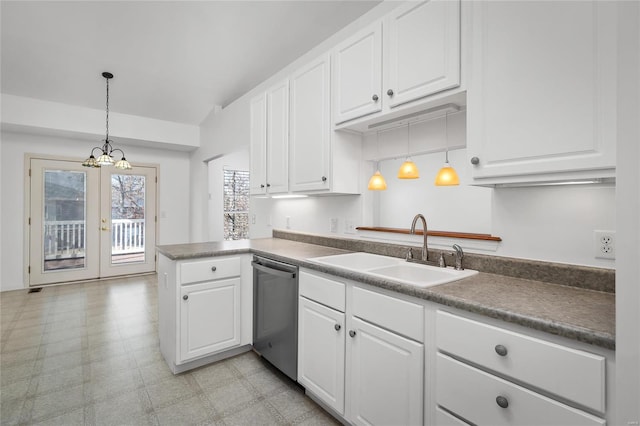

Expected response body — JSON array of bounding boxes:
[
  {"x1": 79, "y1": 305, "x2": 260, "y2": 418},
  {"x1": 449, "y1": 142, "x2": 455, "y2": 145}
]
[
  {"x1": 367, "y1": 132, "x2": 387, "y2": 191},
  {"x1": 397, "y1": 121, "x2": 419, "y2": 179},
  {"x1": 434, "y1": 111, "x2": 459, "y2": 186},
  {"x1": 82, "y1": 72, "x2": 132, "y2": 170}
]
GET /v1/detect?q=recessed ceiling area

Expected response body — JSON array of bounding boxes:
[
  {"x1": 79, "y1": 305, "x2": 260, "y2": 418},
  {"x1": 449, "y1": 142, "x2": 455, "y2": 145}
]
[{"x1": 1, "y1": 1, "x2": 380, "y2": 125}]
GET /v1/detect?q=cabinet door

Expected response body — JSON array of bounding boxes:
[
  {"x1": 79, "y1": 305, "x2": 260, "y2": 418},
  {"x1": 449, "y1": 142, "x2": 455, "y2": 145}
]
[
  {"x1": 266, "y1": 80, "x2": 289, "y2": 194},
  {"x1": 179, "y1": 278, "x2": 240, "y2": 362},
  {"x1": 249, "y1": 94, "x2": 267, "y2": 195},
  {"x1": 467, "y1": 1, "x2": 616, "y2": 183},
  {"x1": 298, "y1": 297, "x2": 345, "y2": 414},
  {"x1": 290, "y1": 54, "x2": 331, "y2": 192},
  {"x1": 333, "y1": 21, "x2": 382, "y2": 124},
  {"x1": 386, "y1": 0, "x2": 461, "y2": 108},
  {"x1": 347, "y1": 317, "x2": 423, "y2": 426}
]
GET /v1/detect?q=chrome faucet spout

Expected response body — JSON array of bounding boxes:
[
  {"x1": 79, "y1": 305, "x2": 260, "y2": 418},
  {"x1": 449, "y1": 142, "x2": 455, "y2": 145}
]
[{"x1": 410, "y1": 214, "x2": 428, "y2": 262}]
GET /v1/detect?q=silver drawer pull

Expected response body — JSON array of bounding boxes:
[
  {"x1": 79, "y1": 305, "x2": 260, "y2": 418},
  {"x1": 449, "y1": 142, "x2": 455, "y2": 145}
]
[
  {"x1": 495, "y1": 344, "x2": 508, "y2": 356},
  {"x1": 211, "y1": 266, "x2": 217, "y2": 272},
  {"x1": 496, "y1": 396, "x2": 509, "y2": 408}
]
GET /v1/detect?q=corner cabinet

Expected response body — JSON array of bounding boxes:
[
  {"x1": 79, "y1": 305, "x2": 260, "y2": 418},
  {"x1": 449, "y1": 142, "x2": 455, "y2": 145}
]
[
  {"x1": 250, "y1": 80, "x2": 289, "y2": 195},
  {"x1": 333, "y1": 0, "x2": 461, "y2": 125},
  {"x1": 289, "y1": 54, "x2": 361, "y2": 194},
  {"x1": 467, "y1": 1, "x2": 617, "y2": 185},
  {"x1": 158, "y1": 254, "x2": 252, "y2": 373}
]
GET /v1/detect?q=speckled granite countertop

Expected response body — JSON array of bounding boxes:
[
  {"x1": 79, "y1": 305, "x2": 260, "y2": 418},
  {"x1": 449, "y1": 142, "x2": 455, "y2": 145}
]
[{"x1": 157, "y1": 238, "x2": 615, "y2": 350}]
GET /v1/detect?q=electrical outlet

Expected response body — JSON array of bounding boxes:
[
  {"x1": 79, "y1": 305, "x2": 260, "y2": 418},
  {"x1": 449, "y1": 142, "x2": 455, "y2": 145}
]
[
  {"x1": 594, "y1": 230, "x2": 616, "y2": 259},
  {"x1": 330, "y1": 218, "x2": 338, "y2": 233},
  {"x1": 345, "y1": 220, "x2": 356, "y2": 234}
]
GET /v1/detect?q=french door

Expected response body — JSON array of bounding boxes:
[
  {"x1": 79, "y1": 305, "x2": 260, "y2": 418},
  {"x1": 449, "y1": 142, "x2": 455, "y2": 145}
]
[{"x1": 28, "y1": 157, "x2": 157, "y2": 286}]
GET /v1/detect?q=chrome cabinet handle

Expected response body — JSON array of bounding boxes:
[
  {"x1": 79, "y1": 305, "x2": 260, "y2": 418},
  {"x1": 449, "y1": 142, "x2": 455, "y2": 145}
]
[
  {"x1": 495, "y1": 344, "x2": 508, "y2": 356},
  {"x1": 349, "y1": 330, "x2": 356, "y2": 338},
  {"x1": 334, "y1": 324, "x2": 341, "y2": 331},
  {"x1": 372, "y1": 94, "x2": 379, "y2": 101},
  {"x1": 211, "y1": 266, "x2": 217, "y2": 272},
  {"x1": 496, "y1": 396, "x2": 509, "y2": 408},
  {"x1": 471, "y1": 156, "x2": 480, "y2": 165},
  {"x1": 183, "y1": 295, "x2": 188, "y2": 301},
  {"x1": 387, "y1": 89, "x2": 394, "y2": 96}
]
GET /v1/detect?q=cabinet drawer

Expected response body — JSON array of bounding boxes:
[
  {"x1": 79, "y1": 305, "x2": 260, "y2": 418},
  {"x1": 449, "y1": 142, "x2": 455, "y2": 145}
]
[
  {"x1": 300, "y1": 271, "x2": 345, "y2": 312},
  {"x1": 436, "y1": 354, "x2": 605, "y2": 426},
  {"x1": 352, "y1": 285, "x2": 423, "y2": 342},
  {"x1": 180, "y1": 257, "x2": 241, "y2": 285},
  {"x1": 436, "y1": 311, "x2": 605, "y2": 413}
]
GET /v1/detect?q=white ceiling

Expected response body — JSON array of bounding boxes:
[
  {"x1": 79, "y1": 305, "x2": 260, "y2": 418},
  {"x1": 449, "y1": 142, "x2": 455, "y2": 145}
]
[{"x1": 1, "y1": 1, "x2": 380, "y2": 125}]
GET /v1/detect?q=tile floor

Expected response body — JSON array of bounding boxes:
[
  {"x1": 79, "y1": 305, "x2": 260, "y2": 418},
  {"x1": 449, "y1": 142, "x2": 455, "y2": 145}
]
[{"x1": 0, "y1": 275, "x2": 338, "y2": 425}]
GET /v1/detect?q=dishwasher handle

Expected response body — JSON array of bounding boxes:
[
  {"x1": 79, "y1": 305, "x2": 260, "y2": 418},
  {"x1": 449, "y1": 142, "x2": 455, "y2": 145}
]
[{"x1": 251, "y1": 261, "x2": 297, "y2": 279}]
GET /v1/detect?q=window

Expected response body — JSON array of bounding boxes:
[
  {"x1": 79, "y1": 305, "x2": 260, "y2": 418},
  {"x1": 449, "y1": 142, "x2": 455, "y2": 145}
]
[{"x1": 223, "y1": 169, "x2": 250, "y2": 240}]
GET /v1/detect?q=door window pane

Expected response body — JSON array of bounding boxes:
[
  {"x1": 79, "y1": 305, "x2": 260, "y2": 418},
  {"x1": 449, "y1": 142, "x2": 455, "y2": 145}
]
[
  {"x1": 111, "y1": 174, "x2": 146, "y2": 264},
  {"x1": 43, "y1": 170, "x2": 86, "y2": 271}
]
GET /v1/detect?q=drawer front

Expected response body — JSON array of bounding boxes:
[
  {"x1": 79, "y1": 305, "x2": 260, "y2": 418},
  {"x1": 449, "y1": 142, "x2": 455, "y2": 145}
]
[
  {"x1": 436, "y1": 310, "x2": 605, "y2": 413},
  {"x1": 180, "y1": 257, "x2": 241, "y2": 285},
  {"x1": 352, "y1": 285, "x2": 423, "y2": 342},
  {"x1": 300, "y1": 270, "x2": 346, "y2": 312},
  {"x1": 436, "y1": 354, "x2": 606, "y2": 426}
]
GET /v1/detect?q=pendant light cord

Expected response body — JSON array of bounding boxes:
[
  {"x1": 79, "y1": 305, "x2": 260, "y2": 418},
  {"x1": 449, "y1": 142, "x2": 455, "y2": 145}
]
[
  {"x1": 105, "y1": 77, "x2": 110, "y2": 143},
  {"x1": 444, "y1": 112, "x2": 449, "y2": 163}
]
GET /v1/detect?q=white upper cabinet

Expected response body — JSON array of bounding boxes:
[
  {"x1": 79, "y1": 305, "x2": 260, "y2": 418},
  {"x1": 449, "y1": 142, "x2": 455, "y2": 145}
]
[
  {"x1": 290, "y1": 54, "x2": 331, "y2": 192},
  {"x1": 467, "y1": 1, "x2": 617, "y2": 185},
  {"x1": 290, "y1": 54, "x2": 362, "y2": 195},
  {"x1": 266, "y1": 80, "x2": 290, "y2": 194},
  {"x1": 385, "y1": 0, "x2": 461, "y2": 108},
  {"x1": 250, "y1": 80, "x2": 290, "y2": 195},
  {"x1": 249, "y1": 94, "x2": 267, "y2": 195},
  {"x1": 333, "y1": 22, "x2": 383, "y2": 125},
  {"x1": 333, "y1": 0, "x2": 461, "y2": 126}
]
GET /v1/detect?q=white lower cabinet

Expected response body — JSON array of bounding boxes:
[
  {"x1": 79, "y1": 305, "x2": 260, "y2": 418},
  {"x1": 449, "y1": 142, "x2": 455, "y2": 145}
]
[
  {"x1": 297, "y1": 269, "x2": 424, "y2": 425},
  {"x1": 158, "y1": 254, "x2": 251, "y2": 373},
  {"x1": 435, "y1": 310, "x2": 609, "y2": 425},
  {"x1": 180, "y1": 278, "x2": 240, "y2": 362},
  {"x1": 298, "y1": 296, "x2": 346, "y2": 414},
  {"x1": 347, "y1": 316, "x2": 424, "y2": 426}
]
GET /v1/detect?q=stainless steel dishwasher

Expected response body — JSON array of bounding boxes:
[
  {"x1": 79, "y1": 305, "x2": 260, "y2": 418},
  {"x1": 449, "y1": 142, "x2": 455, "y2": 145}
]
[{"x1": 252, "y1": 255, "x2": 298, "y2": 381}]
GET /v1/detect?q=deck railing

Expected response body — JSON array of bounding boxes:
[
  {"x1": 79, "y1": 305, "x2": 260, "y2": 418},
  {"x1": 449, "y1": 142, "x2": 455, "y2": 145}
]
[{"x1": 44, "y1": 219, "x2": 145, "y2": 259}]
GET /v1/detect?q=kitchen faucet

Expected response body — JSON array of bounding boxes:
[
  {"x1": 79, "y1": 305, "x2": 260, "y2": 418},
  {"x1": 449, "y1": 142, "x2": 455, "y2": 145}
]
[{"x1": 410, "y1": 214, "x2": 429, "y2": 262}]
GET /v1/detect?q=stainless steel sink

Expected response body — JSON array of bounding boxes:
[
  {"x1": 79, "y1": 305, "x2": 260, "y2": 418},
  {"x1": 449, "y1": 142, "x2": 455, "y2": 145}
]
[{"x1": 308, "y1": 252, "x2": 477, "y2": 287}]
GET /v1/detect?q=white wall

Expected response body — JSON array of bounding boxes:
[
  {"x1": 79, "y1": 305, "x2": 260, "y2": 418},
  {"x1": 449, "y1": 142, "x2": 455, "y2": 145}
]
[
  {"x1": 207, "y1": 149, "x2": 249, "y2": 242},
  {"x1": 191, "y1": 2, "x2": 399, "y2": 242},
  {"x1": 0, "y1": 131, "x2": 191, "y2": 291},
  {"x1": 615, "y1": 1, "x2": 640, "y2": 422}
]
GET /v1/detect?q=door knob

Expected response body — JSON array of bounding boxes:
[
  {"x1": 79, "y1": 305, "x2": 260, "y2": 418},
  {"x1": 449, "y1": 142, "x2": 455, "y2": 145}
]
[
  {"x1": 372, "y1": 94, "x2": 379, "y2": 101},
  {"x1": 349, "y1": 330, "x2": 356, "y2": 338},
  {"x1": 471, "y1": 156, "x2": 480, "y2": 165},
  {"x1": 495, "y1": 344, "x2": 508, "y2": 356},
  {"x1": 211, "y1": 266, "x2": 217, "y2": 272},
  {"x1": 387, "y1": 89, "x2": 394, "y2": 96},
  {"x1": 183, "y1": 295, "x2": 188, "y2": 300},
  {"x1": 334, "y1": 324, "x2": 341, "y2": 331}
]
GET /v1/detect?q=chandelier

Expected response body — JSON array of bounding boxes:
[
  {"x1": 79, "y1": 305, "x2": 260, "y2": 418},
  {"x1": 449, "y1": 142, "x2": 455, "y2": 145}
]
[{"x1": 82, "y1": 72, "x2": 132, "y2": 170}]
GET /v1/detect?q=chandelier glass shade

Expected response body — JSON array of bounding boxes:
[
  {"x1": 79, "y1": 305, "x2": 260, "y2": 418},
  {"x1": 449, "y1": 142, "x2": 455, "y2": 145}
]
[{"x1": 82, "y1": 72, "x2": 132, "y2": 170}]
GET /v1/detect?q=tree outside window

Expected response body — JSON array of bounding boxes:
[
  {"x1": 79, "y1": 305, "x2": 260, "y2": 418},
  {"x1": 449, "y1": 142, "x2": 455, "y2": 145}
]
[{"x1": 223, "y1": 169, "x2": 250, "y2": 240}]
